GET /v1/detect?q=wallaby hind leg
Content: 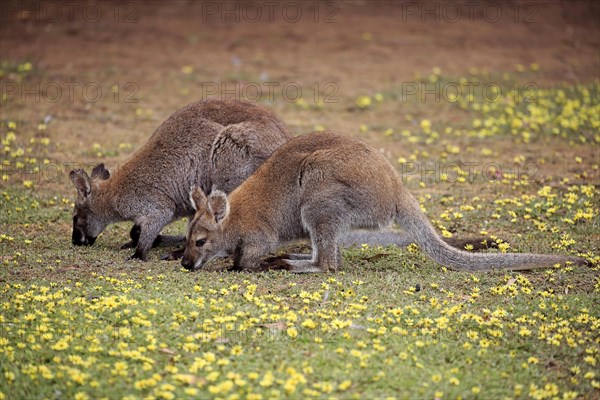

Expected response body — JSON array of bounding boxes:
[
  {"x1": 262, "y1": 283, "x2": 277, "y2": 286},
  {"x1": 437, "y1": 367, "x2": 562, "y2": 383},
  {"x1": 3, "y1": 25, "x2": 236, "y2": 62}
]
[{"x1": 282, "y1": 205, "x2": 344, "y2": 273}]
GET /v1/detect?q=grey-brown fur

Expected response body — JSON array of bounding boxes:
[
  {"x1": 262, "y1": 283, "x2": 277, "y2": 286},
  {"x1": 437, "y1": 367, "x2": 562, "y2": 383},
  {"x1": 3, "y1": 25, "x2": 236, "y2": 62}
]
[
  {"x1": 182, "y1": 131, "x2": 588, "y2": 272},
  {"x1": 70, "y1": 99, "x2": 292, "y2": 260}
]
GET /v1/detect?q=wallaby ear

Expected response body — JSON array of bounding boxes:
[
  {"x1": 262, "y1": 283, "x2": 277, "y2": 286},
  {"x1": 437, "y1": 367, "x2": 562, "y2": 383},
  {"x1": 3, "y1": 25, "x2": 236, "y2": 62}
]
[
  {"x1": 190, "y1": 186, "x2": 208, "y2": 211},
  {"x1": 70, "y1": 169, "x2": 91, "y2": 198},
  {"x1": 91, "y1": 163, "x2": 110, "y2": 180},
  {"x1": 208, "y1": 190, "x2": 229, "y2": 224}
]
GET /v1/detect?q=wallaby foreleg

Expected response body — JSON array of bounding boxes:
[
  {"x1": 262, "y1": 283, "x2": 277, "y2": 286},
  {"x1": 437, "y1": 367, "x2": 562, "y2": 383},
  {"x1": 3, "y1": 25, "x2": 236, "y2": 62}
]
[
  {"x1": 129, "y1": 215, "x2": 171, "y2": 261},
  {"x1": 233, "y1": 237, "x2": 277, "y2": 271},
  {"x1": 120, "y1": 225, "x2": 142, "y2": 249},
  {"x1": 121, "y1": 225, "x2": 184, "y2": 250}
]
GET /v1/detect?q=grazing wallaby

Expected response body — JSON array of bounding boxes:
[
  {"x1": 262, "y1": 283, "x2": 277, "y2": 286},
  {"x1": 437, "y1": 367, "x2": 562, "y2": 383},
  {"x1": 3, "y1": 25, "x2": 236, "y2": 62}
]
[
  {"x1": 70, "y1": 99, "x2": 292, "y2": 260},
  {"x1": 182, "y1": 131, "x2": 588, "y2": 272}
]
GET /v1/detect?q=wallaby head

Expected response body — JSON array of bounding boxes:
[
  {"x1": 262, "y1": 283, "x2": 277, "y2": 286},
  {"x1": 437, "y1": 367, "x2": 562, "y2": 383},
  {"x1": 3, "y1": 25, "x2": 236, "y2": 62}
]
[
  {"x1": 181, "y1": 187, "x2": 230, "y2": 270},
  {"x1": 69, "y1": 163, "x2": 111, "y2": 246}
]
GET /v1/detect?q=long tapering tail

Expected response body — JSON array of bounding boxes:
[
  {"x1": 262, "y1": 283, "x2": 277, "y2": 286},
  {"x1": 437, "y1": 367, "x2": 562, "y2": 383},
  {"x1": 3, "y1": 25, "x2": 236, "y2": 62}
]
[
  {"x1": 394, "y1": 190, "x2": 587, "y2": 271},
  {"x1": 338, "y1": 230, "x2": 498, "y2": 251}
]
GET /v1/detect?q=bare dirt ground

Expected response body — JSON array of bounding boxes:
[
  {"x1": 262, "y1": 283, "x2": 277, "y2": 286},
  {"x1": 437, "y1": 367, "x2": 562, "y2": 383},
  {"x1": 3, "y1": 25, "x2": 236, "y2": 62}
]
[{"x1": 1, "y1": 1, "x2": 598, "y2": 178}]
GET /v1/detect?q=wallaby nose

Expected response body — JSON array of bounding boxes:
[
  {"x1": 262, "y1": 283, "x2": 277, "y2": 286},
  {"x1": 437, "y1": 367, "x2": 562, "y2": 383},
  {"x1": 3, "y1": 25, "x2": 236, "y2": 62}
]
[
  {"x1": 72, "y1": 235, "x2": 96, "y2": 247},
  {"x1": 181, "y1": 258, "x2": 193, "y2": 270},
  {"x1": 72, "y1": 235, "x2": 86, "y2": 246}
]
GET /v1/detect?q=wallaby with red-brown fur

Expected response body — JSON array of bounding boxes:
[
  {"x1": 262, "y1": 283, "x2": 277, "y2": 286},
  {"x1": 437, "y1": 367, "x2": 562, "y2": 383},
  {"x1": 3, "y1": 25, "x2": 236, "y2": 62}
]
[
  {"x1": 182, "y1": 131, "x2": 588, "y2": 272},
  {"x1": 70, "y1": 99, "x2": 291, "y2": 261}
]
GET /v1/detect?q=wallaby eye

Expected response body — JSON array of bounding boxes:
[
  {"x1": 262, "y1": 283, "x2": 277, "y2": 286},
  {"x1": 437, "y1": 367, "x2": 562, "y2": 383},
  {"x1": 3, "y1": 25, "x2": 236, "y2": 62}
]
[{"x1": 195, "y1": 239, "x2": 206, "y2": 247}]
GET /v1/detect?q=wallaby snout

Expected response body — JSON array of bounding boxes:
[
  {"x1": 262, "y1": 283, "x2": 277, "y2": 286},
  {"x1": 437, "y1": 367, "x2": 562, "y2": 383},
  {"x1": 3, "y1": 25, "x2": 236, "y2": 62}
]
[
  {"x1": 71, "y1": 218, "x2": 97, "y2": 246},
  {"x1": 72, "y1": 229, "x2": 94, "y2": 246},
  {"x1": 181, "y1": 256, "x2": 196, "y2": 271}
]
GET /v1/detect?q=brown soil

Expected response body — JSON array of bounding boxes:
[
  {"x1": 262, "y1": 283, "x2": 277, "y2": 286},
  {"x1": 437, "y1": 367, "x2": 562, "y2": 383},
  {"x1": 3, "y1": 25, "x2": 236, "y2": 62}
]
[{"x1": 1, "y1": 0, "x2": 599, "y2": 192}]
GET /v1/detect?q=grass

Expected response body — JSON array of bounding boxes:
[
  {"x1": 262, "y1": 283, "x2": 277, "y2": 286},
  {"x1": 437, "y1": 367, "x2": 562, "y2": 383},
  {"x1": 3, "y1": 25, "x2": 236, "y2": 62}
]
[{"x1": 1, "y1": 61, "x2": 599, "y2": 399}]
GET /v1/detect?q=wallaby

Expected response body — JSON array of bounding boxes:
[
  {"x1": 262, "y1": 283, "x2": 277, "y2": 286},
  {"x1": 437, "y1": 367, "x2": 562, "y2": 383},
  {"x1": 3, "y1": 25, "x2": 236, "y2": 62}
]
[
  {"x1": 70, "y1": 99, "x2": 292, "y2": 261},
  {"x1": 70, "y1": 100, "x2": 491, "y2": 262},
  {"x1": 182, "y1": 131, "x2": 588, "y2": 272}
]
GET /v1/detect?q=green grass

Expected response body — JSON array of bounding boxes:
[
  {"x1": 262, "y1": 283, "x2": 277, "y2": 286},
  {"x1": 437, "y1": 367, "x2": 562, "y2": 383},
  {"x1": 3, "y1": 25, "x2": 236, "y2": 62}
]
[
  {"x1": 1, "y1": 66, "x2": 599, "y2": 399},
  {"x1": 1, "y1": 182, "x2": 598, "y2": 399}
]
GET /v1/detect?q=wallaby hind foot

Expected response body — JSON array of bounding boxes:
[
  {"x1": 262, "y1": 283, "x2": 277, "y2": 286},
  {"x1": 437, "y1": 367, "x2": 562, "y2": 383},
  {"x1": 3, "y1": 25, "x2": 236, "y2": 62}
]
[
  {"x1": 261, "y1": 251, "x2": 339, "y2": 273},
  {"x1": 161, "y1": 248, "x2": 185, "y2": 261},
  {"x1": 284, "y1": 259, "x2": 325, "y2": 274},
  {"x1": 255, "y1": 257, "x2": 323, "y2": 273},
  {"x1": 262, "y1": 253, "x2": 313, "y2": 263}
]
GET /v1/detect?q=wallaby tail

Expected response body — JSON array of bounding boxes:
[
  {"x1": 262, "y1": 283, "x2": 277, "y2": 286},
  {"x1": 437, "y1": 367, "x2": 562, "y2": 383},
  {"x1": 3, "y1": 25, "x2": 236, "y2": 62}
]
[
  {"x1": 338, "y1": 230, "x2": 498, "y2": 251},
  {"x1": 394, "y1": 190, "x2": 588, "y2": 271}
]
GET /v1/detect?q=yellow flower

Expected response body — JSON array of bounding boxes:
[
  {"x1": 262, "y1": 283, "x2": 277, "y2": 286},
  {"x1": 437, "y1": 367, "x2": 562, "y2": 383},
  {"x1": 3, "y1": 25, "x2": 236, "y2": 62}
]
[
  {"x1": 206, "y1": 371, "x2": 220, "y2": 382},
  {"x1": 260, "y1": 371, "x2": 274, "y2": 387},
  {"x1": 301, "y1": 319, "x2": 316, "y2": 329},
  {"x1": 287, "y1": 326, "x2": 298, "y2": 338},
  {"x1": 356, "y1": 96, "x2": 372, "y2": 109},
  {"x1": 208, "y1": 380, "x2": 233, "y2": 395}
]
